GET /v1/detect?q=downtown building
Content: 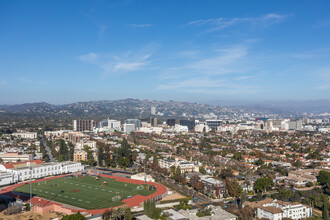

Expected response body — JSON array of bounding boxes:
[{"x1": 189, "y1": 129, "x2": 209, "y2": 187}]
[{"x1": 73, "y1": 120, "x2": 95, "y2": 132}]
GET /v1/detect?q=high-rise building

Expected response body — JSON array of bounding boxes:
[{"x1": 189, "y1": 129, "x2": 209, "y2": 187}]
[
  {"x1": 166, "y1": 119, "x2": 176, "y2": 126},
  {"x1": 124, "y1": 124, "x2": 136, "y2": 134},
  {"x1": 98, "y1": 119, "x2": 121, "y2": 130},
  {"x1": 179, "y1": 120, "x2": 195, "y2": 130},
  {"x1": 124, "y1": 119, "x2": 141, "y2": 128},
  {"x1": 206, "y1": 120, "x2": 223, "y2": 130},
  {"x1": 73, "y1": 120, "x2": 95, "y2": 131},
  {"x1": 151, "y1": 106, "x2": 156, "y2": 115},
  {"x1": 150, "y1": 117, "x2": 157, "y2": 127}
]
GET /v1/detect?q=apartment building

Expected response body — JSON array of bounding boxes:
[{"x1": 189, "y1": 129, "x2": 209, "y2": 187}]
[
  {"x1": 73, "y1": 120, "x2": 95, "y2": 132},
  {"x1": 73, "y1": 150, "x2": 88, "y2": 162},
  {"x1": 12, "y1": 132, "x2": 37, "y2": 139},
  {"x1": 65, "y1": 132, "x2": 89, "y2": 144},
  {"x1": 243, "y1": 198, "x2": 312, "y2": 220},
  {"x1": 159, "y1": 158, "x2": 199, "y2": 173}
]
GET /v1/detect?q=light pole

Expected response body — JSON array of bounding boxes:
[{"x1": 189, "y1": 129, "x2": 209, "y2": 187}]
[{"x1": 29, "y1": 166, "x2": 32, "y2": 209}]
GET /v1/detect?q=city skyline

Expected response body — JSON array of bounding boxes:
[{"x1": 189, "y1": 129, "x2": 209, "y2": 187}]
[{"x1": 1, "y1": 0, "x2": 330, "y2": 104}]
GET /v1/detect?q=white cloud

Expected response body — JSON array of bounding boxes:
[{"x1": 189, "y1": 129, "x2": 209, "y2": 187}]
[
  {"x1": 128, "y1": 24, "x2": 152, "y2": 28},
  {"x1": 188, "y1": 46, "x2": 248, "y2": 75},
  {"x1": 77, "y1": 45, "x2": 156, "y2": 75},
  {"x1": 78, "y1": 53, "x2": 99, "y2": 62},
  {"x1": 157, "y1": 77, "x2": 257, "y2": 95},
  {"x1": 187, "y1": 13, "x2": 287, "y2": 32},
  {"x1": 98, "y1": 25, "x2": 108, "y2": 39}
]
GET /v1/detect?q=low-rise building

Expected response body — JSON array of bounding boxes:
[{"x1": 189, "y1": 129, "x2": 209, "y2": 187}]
[
  {"x1": 0, "y1": 152, "x2": 34, "y2": 163},
  {"x1": 159, "y1": 158, "x2": 199, "y2": 173},
  {"x1": 178, "y1": 205, "x2": 237, "y2": 220},
  {"x1": 12, "y1": 132, "x2": 37, "y2": 139},
  {"x1": 243, "y1": 198, "x2": 312, "y2": 220},
  {"x1": 0, "y1": 160, "x2": 84, "y2": 185}
]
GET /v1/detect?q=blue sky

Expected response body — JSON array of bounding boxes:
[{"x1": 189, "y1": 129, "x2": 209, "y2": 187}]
[{"x1": 1, "y1": 0, "x2": 330, "y2": 104}]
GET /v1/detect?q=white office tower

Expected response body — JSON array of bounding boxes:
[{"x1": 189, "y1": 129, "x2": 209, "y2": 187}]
[
  {"x1": 124, "y1": 124, "x2": 136, "y2": 134},
  {"x1": 151, "y1": 106, "x2": 156, "y2": 115},
  {"x1": 289, "y1": 119, "x2": 303, "y2": 130},
  {"x1": 97, "y1": 119, "x2": 121, "y2": 132}
]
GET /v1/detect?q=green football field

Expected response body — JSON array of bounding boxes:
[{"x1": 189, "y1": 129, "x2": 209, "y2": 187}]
[{"x1": 14, "y1": 175, "x2": 156, "y2": 209}]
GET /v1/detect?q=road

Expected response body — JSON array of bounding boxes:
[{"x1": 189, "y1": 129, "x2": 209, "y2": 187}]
[
  {"x1": 149, "y1": 171, "x2": 210, "y2": 204},
  {"x1": 39, "y1": 134, "x2": 57, "y2": 162}
]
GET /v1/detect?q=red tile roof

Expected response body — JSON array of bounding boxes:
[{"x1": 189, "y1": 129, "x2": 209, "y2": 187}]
[{"x1": 2, "y1": 160, "x2": 43, "y2": 169}]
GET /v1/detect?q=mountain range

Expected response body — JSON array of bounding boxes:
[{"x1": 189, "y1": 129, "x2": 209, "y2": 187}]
[{"x1": 0, "y1": 99, "x2": 329, "y2": 120}]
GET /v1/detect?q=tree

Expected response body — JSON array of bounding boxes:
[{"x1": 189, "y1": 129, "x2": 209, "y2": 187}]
[
  {"x1": 62, "y1": 211, "x2": 86, "y2": 220},
  {"x1": 174, "y1": 198, "x2": 192, "y2": 210},
  {"x1": 323, "y1": 201, "x2": 329, "y2": 220},
  {"x1": 293, "y1": 160, "x2": 303, "y2": 168},
  {"x1": 97, "y1": 145, "x2": 104, "y2": 167},
  {"x1": 277, "y1": 189, "x2": 293, "y2": 201},
  {"x1": 225, "y1": 178, "x2": 242, "y2": 199},
  {"x1": 115, "y1": 138, "x2": 132, "y2": 168},
  {"x1": 317, "y1": 170, "x2": 330, "y2": 194},
  {"x1": 237, "y1": 206, "x2": 254, "y2": 220},
  {"x1": 254, "y1": 177, "x2": 273, "y2": 193},
  {"x1": 170, "y1": 165, "x2": 176, "y2": 176},
  {"x1": 220, "y1": 169, "x2": 233, "y2": 179},
  {"x1": 174, "y1": 166, "x2": 182, "y2": 182},
  {"x1": 199, "y1": 166, "x2": 207, "y2": 174},
  {"x1": 83, "y1": 145, "x2": 97, "y2": 167},
  {"x1": 124, "y1": 207, "x2": 133, "y2": 220},
  {"x1": 195, "y1": 181, "x2": 204, "y2": 192},
  {"x1": 189, "y1": 175, "x2": 200, "y2": 188},
  {"x1": 255, "y1": 158, "x2": 264, "y2": 166}
]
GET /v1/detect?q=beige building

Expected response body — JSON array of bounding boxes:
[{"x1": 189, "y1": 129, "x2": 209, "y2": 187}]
[
  {"x1": 73, "y1": 150, "x2": 88, "y2": 162},
  {"x1": 0, "y1": 152, "x2": 34, "y2": 163}
]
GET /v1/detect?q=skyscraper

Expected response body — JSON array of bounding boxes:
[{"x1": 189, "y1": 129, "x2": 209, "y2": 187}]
[{"x1": 151, "y1": 106, "x2": 156, "y2": 115}]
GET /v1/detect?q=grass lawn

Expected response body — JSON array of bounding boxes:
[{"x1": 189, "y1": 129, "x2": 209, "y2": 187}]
[{"x1": 14, "y1": 175, "x2": 156, "y2": 209}]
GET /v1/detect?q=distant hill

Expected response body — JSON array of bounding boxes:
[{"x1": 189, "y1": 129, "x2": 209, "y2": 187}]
[
  {"x1": 206, "y1": 99, "x2": 330, "y2": 114},
  {"x1": 0, "y1": 98, "x2": 328, "y2": 120}
]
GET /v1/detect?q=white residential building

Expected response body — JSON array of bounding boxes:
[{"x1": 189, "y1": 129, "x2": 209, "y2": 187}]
[
  {"x1": 12, "y1": 132, "x2": 37, "y2": 139},
  {"x1": 244, "y1": 198, "x2": 312, "y2": 220},
  {"x1": 76, "y1": 140, "x2": 97, "y2": 150},
  {"x1": 159, "y1": 158, "x2": 199, "y2": 173}
]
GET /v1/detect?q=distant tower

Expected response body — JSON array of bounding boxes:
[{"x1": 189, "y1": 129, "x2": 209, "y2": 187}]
[{"x1": 151, "y1": 106, "x2": 156, "y2": 115}]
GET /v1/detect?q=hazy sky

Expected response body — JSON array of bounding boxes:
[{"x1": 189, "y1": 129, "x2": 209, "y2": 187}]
[{"x1": 1, "y1": 0, "x2": 330, "y2": 104}]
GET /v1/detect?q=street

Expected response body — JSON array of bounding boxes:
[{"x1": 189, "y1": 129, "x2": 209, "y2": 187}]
[{"x1": 39, "y1": 134, "x2": 57, "y2": 162}]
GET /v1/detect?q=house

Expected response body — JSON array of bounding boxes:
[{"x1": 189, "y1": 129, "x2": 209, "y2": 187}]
[
  {"x1": 243, "y1": 198, "x2": 312, "y2": 220},
  {"x1": 200, "y1": 177, "x2": 227, "y2": 198}
]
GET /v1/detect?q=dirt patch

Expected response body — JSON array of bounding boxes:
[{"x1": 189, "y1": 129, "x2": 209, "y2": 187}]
[
  {"x1": 0, "y1": 210, "x2": 65, "y2": 220},
  {"x1": 161, "y1": 192, "x2": 186, "y2": 201},
  {"x1": 71, "y1": 189, "x2": 80, "y2": 192}
]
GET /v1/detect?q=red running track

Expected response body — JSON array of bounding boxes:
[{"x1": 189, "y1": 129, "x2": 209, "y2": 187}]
[{"x1": 0, "y1": 173, "x2": 167, "y2": 215}]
